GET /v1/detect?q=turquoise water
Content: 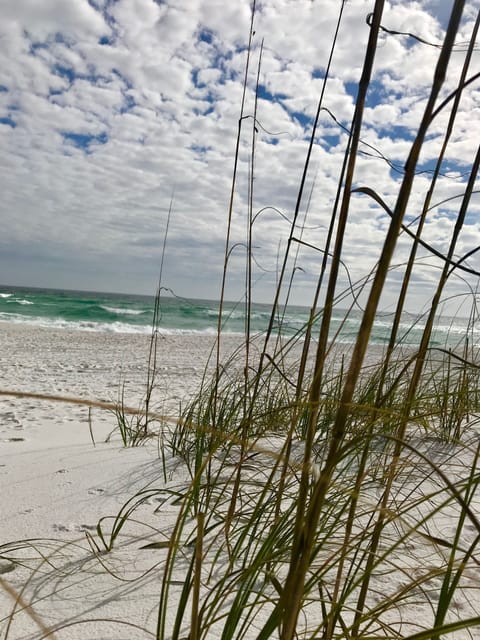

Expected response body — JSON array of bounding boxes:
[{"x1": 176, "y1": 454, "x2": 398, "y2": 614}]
[
  {"x1": 0, "y1": 286, "x2": 284, "y2": 335},
  {"x1": 0, "y1": 285, "x2": 475, "y2": 347}
]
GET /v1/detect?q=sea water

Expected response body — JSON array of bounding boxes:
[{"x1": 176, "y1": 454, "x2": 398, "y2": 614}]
[{"x1": 0, "y1": 285, "x2": 476, "y2": 348}]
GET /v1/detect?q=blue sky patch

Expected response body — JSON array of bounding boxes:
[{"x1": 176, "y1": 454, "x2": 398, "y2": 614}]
[
  {"x1": 291, "y1": 111, "x2": 311, "y2": 130},
  {"x1": 321, "y1": 132, "x2": 341, "y2": 147},
  {"x1": 193, "y1": 104, "x2": 215, "y2": 117},
  {"x1": 198, "y1": 28, "x2": 214, "y2": 45},
  {"x1": 120, "y1": 93, "x2": 136, "y2": 114},
  {"x1": 344, "y1": 81, "x2": 358, "y2": 101},
  {"x1": 0, "y1": 116, "x2": 16, "y2": 128},
  {"x1": 257, "y1": 85, "x2": 288, "y2": 102},
  {"x1": 28, "y1": 40, "x2": 49, "y2": 55},
  {"x1": 99, "y1": 35, "x2": 114, "y2": 45},
  {"x1": 190, "y1": 144, "x2": 211, "y2": 154},
  {"x1": 112, "y1": 68, "x2": 133, "y2": 90},
  {"x1": 54, "y1": 64, "x2": 76, "y2": 83},
  {"x1": 191, "y1": 69, "x2": 203, "y2": 87},
  {"x1": 62, "y1": 131, "x2": 108, "y2": 152}
]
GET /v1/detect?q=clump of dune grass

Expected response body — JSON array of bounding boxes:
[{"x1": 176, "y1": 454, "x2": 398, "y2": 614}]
[
  {"x1": 2, "y1": 1, "x2": 480, "y2": 639},
  {"x1": 154, "y1": 2, "x2": 480, "y2": 638}
]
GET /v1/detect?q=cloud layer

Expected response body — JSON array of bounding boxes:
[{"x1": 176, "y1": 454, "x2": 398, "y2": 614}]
[{"x1": 0, "y1": 0, "x2": 479, "y2": 314}]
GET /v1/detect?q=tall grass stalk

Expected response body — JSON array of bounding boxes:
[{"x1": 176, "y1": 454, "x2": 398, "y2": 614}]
[{"x1": 275, "y1": 3, "x2": 387, "y2": 636}]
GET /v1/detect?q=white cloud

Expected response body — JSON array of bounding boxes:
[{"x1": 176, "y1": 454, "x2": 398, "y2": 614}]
[
  {"x1": 2, "y1": 0, "x2": 107, "y2": 40},
  {"x1": 0, "y1": 0, "x2": 478, "y2": 314}
]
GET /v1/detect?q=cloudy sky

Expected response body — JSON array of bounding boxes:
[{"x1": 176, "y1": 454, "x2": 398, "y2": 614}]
[{"x1": 1, "y1": 0, "x2": 479, "y2": 314}]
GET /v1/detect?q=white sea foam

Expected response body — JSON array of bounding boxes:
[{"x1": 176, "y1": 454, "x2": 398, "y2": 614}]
[
  {"x1": 0, "y1": 312, "x2": 241, "y2": 336},
  {"x1": 16, "y1": 299, "x2": 34, "y2": 305},
  {"x1": 0, "y1": 313, "x2": 151, "y2": 334},
  {"x1": 100, "y1": 305, "x2": 146, "y2": 316},
  {"x1": 0, "y1": 293, "x2": 13, "y2": 298}
]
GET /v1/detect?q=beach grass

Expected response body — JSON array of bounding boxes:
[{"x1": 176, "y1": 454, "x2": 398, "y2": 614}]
[{"x1": 2, "y1": 1, "x2": 480, "y2": 638}]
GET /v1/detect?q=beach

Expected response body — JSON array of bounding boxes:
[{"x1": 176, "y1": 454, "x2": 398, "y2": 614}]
[
  {"x1": 0, "y1": 323, "x2": 311, "y2": 638},
  {"x1": 0, "y1": 323, "x2": 233, "y2": 638},
  {"x1": 1, "y1": 322, "x2": 480, "y2": 639}
]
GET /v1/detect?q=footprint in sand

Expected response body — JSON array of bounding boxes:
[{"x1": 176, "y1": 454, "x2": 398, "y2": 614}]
[
  {"x1": 52, "y1": 523, "x2": 97, "y2": 533},
  {"x1": 0, "y1": 411, "x2": 16, "y2": 421},
  {"x1": 52, "y1": 523, "x2": 72, "y2": 533},
  {"x1": 0, "y1": 560, "x2": 16, "y2": 575},
  {"x1": 0, "y1": 412, "x2": 23, "y2": 431},
  {"x1": 88, "y1": 488, "x2": 105, "y2": 495}
]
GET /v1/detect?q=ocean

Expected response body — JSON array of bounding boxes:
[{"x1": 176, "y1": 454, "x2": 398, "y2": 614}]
[{"x1": 0, "y1": 285, "x2": 476, "y2": 348}]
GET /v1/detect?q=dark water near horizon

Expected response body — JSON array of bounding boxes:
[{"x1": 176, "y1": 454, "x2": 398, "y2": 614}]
[{"x1": 0, "y1": 285, "x2": 476, "y2": 348}]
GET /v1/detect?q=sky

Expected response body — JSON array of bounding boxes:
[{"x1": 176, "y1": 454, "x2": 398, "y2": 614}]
[{"x1": 0, "y1": 0, "x2": 479, "y2": 315}]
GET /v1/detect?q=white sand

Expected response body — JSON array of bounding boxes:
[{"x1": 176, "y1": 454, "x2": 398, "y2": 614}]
[
  {"x1": 0, "y1": 324, "x2": 233, "y2": 638},
  {"x1": 1, "y1": 324, "x2": 479, "y2": 639}
]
